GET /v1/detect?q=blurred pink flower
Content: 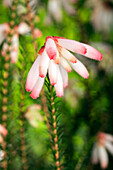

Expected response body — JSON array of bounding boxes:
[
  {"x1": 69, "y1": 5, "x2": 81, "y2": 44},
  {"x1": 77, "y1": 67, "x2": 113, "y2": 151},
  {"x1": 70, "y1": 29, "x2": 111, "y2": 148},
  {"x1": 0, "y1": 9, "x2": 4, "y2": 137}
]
[
  {"x1": 10, "y1": 34, "x2": 19, "y2": 63},
  {"x1": 91, "y1": 132, "x2": 113, "y2": 169},
  {"x1": 0, "y1": 124, "x2": 8, "y2": 137},
  {"x1": 15, "y1": 22, "x2": 30, "y2": 35},
  {"x1": 0, "y1": 135, "x2": 4, "y2": 143},
  {"x1": 26, "y1": 36, "x2": 102, "y2": 98},
  {"x1": 45, "y1": 0, "x2": 76, "y2": 24},
  {"x1": 0, "y1": 22, "x2": 30, "y2": 63},
  {"x1": 33, "y1": 29, "x2": 42, "y2": 38},
  {"x1": 0, "y1": 150, "x2": 5, "y2": 161},
  {"x1": 25, "y1": 104, "x2": 43, "y2": 128},
  {"x1": 0, "y1": 23, "x2": 10, "y2": 45},
  {"x1": 0, "y1": 22, "x2": 41, "y2": 63},
  {"x1": 87, "y1": 0, "x2": 113, "y2": 34},
  {"x1": 3, "y1": 0, "x2": 13, "y2": 7},
  {"x1": 3, "y1": 0, "x2": 39, "y2": 13},
  {"x1": 1, "y1": 34, "x2": 19, "y2": 64}
]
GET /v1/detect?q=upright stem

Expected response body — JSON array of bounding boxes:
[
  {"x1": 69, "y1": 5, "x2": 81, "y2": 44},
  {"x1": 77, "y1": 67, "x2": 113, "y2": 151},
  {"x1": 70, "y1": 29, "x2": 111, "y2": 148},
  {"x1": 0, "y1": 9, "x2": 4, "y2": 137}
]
[
  {"x1": 43, "y1": 78, "x2": 61, "y2": 169},
  {"x1": 1, "y1": 1, "x2": 18, "y2": 169},
  {"x1": 41, "y1": 89, "x2": 52, "y2": 135},
  {"x1": 20, "y1": 63, "x2": 28, "y2": 170},
  {"x1": 25, "y1": 0, "x2": 37, "y2": 57},
  {"x1": 20, "y1": 109, "x2": 28, "y2": 170},
  {"x1": 50, "y1": 86, "x2": 60, "y2": 170},
  {"x1": 1, "y1": 4, "x2": 17, "y2": 166},
  {"x1": 1, "y1": 42, "x2": 10, "y2": 170}
]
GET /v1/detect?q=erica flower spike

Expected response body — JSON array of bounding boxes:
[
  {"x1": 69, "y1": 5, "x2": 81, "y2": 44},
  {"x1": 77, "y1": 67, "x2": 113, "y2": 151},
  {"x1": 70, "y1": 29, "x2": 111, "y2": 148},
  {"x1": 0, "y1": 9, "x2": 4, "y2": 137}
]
[{"x1": 26, "y1": 36, "x2": 102, "y2": 99}]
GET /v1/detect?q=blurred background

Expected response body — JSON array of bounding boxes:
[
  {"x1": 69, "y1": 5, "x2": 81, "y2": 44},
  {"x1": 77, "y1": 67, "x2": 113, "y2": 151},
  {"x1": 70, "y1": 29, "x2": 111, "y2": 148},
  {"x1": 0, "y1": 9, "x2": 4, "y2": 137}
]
[{"x1": 0, "y1": 0, "x2": 113, "y2": 169}]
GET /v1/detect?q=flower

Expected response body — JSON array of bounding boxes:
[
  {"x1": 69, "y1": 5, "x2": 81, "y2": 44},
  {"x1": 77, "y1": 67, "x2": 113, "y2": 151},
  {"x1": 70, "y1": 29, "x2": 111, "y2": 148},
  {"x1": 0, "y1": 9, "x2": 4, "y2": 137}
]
[
  {"x1": 45, "y1": 0, "x2": 76, "y2": 24},
  {"x1": 29, "y1": 0, "x2": 39, "y2": 11},
  {"x1": 87, "y1": 0, "x2": 113, "y2": 34},
  {"x1": 90, "y1": 42, "x2": 113, "y2": 74},
  {"x1": 0, "y1": 150, "x2": 5, "y2": 161},
  {"x1": 26, "y1": 36, "x2": 102, "y2": 99},
  {"x1": 33, "y1": 28, "x2": 42, "y2": 38},
  {"x1": 3, "y1": 0, "x2": 13, "y2": 7},
  {"x1": 1, "y1": 34, "x2": 19, "y2": 63},
  {"x1": 3, "y1": 0, "x2": 39, "y2": 13},
  {"x1": 46, "y1": 0, "x2": 62, "y2": 23},
  {"x1": 0, "y1": 124, "x2": 8, "y2": 136},
  {"x1": 91, "y1": 132, "x2": 113, "y2": 169},
  {"x1": 0, "y1": 124, "x2": 8, "y2": 143},
  {"x1": 0, "y1": 23, "x2": 10, "y2": 45},
  {"x1": 25, "y1": 104, "x2": 43, "y2": 128},
  {"x1": 0, "y1": 22, "x2": 29, "y2": 63}
]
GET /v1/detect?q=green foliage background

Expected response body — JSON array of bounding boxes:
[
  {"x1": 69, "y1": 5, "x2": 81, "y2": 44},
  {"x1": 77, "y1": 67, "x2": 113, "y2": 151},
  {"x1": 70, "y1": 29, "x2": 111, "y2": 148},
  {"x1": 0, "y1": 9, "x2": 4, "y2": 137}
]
[{"x1": 0, "y1": 0, "x2": 113, "y2": 170}]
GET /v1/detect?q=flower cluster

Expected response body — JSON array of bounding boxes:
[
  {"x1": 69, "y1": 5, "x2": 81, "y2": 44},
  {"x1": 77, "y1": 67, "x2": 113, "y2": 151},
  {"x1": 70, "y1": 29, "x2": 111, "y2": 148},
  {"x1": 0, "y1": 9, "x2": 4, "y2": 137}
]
[
  {"x1": 0, "y1": 22, "x2": 42, "y2": 63},
  {"x1": 26, "y1": 36, "x2": 102, "y2": 99},
  {"x1": 91, "y1": 132, "x2": 113, "y2": 169}
]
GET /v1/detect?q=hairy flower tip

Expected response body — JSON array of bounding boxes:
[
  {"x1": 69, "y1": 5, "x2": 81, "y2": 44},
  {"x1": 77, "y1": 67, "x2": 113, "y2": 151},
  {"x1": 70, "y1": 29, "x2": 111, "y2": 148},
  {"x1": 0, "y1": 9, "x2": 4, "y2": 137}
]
[
  {"x1": 91, "y1": 132, "x2": 113, "y2": 169},
  {"x1": 26, "y1": 36, "x2": 102, "y2": 99}
]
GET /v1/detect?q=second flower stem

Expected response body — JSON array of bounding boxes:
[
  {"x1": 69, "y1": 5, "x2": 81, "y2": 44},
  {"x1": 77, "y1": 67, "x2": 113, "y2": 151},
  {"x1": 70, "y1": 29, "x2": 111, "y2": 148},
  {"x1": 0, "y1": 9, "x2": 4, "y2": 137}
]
[{"x1": 50, "y1": 86, "x2": 60, "y2": 170}]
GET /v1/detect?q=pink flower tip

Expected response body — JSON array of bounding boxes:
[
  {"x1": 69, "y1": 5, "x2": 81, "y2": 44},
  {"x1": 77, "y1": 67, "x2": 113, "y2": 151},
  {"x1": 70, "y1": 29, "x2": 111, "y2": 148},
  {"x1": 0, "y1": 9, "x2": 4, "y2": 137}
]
[
  {"x1": 74, "y1": 60, "x2": 77, "y2": 63},
  {"x1": 51, "y1": 82, "x2": 57, "y2": 86},
  {"x1": 57, "y1": 94, "x2": 63, "y2": 98},
  {"x1": 64, "y1": 84, "x2": 68, "y2": 88},
  {"x1": 101, "y1": 163, "x2": 107, "y2": 169},
  {"x1": 45, "y1": 36, "x2": 52, "y2": 42},
  {"x1": 47, "y1": 49, "x2": 57, "y2": 60},
  {"x1": 1, "y1": 51, "x2": 5, "y2": 56},
  {"x1": 55, "y1": 60, "x2": 60, "y2": 64},
  {"x1": 25, "y1": 86, "x2": 31, "y2": 92},
  {"x1": 53, "y1": 36, "x2": 65, "y2": 39},
  {"x1": 30, "y1": 94, "x2": 38, "y2": 99},
  {"x1": 14, "y1": 25, "x2": 18, "y2": 32},
  {"x1": 39, "y1": 46, "x2": 45, "y2": 55},
  {"x1": 33, "y1": 29, "x2": 42, "y2": 38},
  {"x1": 99, "y1": 54, "x2": 103, "y2": 61},
  {"x1": 0, "y1": 125, "x2": 8, "y2": 136},
  {"x1": 39, "y1": 73, "x2": 45, "y2": 78},
  {"x1": 83, "y1": 48, "x2": 87, "y2": 54},
  {"x1": 67, "y1": 69, "x2": 71, "y2": 73},
  {"x1": 85, "y1": 74, "x2": 89, "y2": 79},
  {"x1": 11, "y1": 60, "x2": 16, "y2": 64}
]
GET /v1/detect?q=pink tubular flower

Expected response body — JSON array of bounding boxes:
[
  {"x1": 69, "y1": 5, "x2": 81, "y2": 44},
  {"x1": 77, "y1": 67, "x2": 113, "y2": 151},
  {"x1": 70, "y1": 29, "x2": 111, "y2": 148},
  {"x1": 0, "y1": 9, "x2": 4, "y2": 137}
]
[
  {"x1": 91, "y1": 132, "x2": 113, "y2": 169},
  {"x1": 26, "y1": 36, "x2": 102, "y2": 98}
]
